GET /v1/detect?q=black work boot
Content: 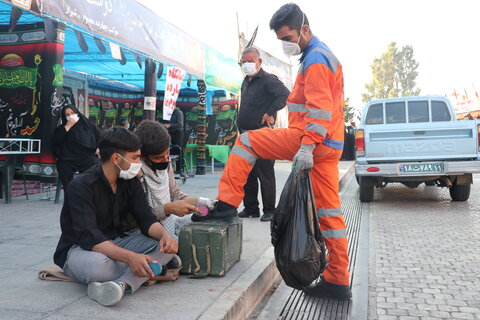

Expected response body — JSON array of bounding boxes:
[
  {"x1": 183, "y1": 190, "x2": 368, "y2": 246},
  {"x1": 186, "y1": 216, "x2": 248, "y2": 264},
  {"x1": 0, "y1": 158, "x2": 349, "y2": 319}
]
[
  {"x1": 303, "y1": 279, "x2": 352, "y2": 300},
  {"x1": 191, "y1": 200, "x2": 238, "y2": 224}
]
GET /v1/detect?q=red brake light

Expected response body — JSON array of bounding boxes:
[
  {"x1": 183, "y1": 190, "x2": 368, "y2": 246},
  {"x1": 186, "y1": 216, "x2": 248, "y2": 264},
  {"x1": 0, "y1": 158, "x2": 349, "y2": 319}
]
[
  {"x1": 367, "y1": 167, "x2": 380, "y2": 172},
  {"x1": 477, "y1": 124, "x2": 480, "y2": 151},
  {"x1": 355, "y1": 129, "x2": 365, "y2": 157}
]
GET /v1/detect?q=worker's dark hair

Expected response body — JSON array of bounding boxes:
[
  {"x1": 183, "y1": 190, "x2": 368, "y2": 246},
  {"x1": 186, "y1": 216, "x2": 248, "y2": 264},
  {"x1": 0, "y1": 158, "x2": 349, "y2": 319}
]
[
  {"x1": 269, "y1": 3, "x2": 309, "y2": 32},
  {"x1": 98, "y1": 126, "x2": 141, "y2": 162},
  {"x1": 134, "y1": 120, "x2": 171, "y2": 156},
  {"x1": 119, "y1": 117, "x2": 128, "y2": 126}
]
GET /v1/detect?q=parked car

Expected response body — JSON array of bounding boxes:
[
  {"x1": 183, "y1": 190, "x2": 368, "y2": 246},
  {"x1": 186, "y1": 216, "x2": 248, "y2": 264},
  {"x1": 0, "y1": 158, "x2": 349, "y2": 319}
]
[{"x1": 355, "y1": 96, "x2": 480, "y2": 202}]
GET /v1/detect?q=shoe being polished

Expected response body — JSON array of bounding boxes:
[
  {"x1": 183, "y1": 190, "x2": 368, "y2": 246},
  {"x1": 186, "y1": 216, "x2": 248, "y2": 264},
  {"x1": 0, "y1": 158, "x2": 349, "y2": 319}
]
[
  {"x1": 260, "y1": 212, "x2": 274, "y2": 222},
  {"x1": 191, "y1": 200, "x2": 238, "y2": 224},
  {"x1": 238, "y1": 210, "x2": 260, "y2": 218},
  {"x1": 303, "y1": 279, "x2": 352, "y2": 300},
  {"x1": 87, "y1": 281, "x2": 126, "y2": 306}
]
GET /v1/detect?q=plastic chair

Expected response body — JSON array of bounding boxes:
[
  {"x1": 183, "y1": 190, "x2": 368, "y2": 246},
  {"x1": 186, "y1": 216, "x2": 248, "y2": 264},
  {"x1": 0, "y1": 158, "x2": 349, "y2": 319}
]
[
  {"x1": 0, "y1": 154, "x2": 28, "y2": 203},
  {"x1": 170, "y1": 144, "x2": 188, "y2": 184}
]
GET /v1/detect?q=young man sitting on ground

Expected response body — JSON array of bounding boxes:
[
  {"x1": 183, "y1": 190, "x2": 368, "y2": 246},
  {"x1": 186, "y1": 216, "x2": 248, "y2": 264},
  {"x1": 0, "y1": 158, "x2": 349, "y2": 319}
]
[
  {"x1": 53, "y1": 126, "x2": 178, "y2": 307},
  {"x1": 133, "y1": 120, "x2": 215, "y2": 240}
]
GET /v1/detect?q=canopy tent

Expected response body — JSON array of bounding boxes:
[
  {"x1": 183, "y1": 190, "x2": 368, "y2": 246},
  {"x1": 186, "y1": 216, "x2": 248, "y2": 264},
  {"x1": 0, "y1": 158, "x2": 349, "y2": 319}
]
[
  {"x1": 0, "y1": 0, "x2": 242, "y2": 94},
  {"x1": 0, "y1": 0, "x2": 242, "y2": 182}
]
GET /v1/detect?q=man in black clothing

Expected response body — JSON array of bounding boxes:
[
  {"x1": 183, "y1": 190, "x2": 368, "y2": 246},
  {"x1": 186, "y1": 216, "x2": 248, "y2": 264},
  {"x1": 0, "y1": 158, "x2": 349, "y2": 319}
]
[
  {"x1": 165, "y1": 108, "x2": 184, "y2": 147},
  {"x1": 54, "y1": 127, "x2": 178, "y2": 307},
  {"x1": 165, "y1": 108, "x2": 186, "y2": 176},
  {"x1": 237, "y1": 47, "x2": 290, "y2": 222}
]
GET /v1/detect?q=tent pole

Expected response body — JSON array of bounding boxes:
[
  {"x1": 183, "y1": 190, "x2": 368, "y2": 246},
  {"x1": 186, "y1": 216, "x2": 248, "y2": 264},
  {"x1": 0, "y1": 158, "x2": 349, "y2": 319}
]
[
  {"x1": 143, "y1": 58, "x2": 156, "y2": 120},
  {"x1": 195, "y1": 80, "x2": 207, "y2": 175}
]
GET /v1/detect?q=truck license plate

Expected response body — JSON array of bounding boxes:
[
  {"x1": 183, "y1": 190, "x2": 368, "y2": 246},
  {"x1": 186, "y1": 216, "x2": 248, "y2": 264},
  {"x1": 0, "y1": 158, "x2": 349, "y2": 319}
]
[{"x1": 399, "y1": 163, "x2": 444, "y2": 174}]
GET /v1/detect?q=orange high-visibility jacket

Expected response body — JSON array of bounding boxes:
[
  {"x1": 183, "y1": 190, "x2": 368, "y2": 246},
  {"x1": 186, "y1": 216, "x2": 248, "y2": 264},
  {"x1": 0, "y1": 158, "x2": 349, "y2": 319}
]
[{"x1": 287, "y1": 36, "x2": 345, "y2": 149}]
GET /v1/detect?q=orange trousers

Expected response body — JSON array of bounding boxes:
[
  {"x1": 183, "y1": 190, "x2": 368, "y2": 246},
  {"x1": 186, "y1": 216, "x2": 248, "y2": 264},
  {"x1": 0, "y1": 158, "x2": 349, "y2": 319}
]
[{"x1": 218, "y1": 128, "x2": 350, "y2": 286}]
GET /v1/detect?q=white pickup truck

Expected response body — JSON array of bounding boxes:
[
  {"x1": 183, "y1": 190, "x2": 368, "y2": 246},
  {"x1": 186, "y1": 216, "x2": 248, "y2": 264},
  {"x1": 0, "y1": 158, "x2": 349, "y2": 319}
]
[{"x1": 355, "y1": 96, "x2": 480, "y2": 202}]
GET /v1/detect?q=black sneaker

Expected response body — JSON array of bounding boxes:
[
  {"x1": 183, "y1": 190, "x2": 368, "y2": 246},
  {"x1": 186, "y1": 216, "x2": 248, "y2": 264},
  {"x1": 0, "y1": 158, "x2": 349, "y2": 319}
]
[
  {"x1": 260, "y1": 212, "x2": 274, "y2": 222},
  {"x1": 166, "y1": 254, "x2": 182, "y2": 270},
  {"x1": 238, "y1": 210, "x2": 260, "y2": 218},
  {"x1": 303, "y1": 279, "x2": 352, "y2": 300},
  {"x1": 191, "y1": 200, "x2": 238, "y2": 224}
]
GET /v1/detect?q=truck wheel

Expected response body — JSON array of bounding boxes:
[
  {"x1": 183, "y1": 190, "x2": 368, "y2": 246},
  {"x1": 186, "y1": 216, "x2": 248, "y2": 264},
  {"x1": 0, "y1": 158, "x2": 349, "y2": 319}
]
[
  {"x1": 355, "y1": 175, "x2": 360, "y2": 185},
  {"x1": 449, "y1": 183, "x2": 471, "y2": 201},
  {"x1": 359, "y1": 178, "x2": 374, "y2": 202}
]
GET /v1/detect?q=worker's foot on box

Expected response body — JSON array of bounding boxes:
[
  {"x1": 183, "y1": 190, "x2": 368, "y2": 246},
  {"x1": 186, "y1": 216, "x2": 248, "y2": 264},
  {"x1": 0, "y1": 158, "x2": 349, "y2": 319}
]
[
  {"x1": 238, "y1": 210, "x2": 260, "y2": 218},
  {"x1": 87, "y1": 281, "x2": 126, "y2": 306},
  {"x1": 260, "y1": 212, "x2": 274, "y2": 222},
  {"x1": 191, "y1": 200, "x2": 238, "y2": 224},
  {"x1": 303, "y1": 279, "x2": 352, "y2": 300}
]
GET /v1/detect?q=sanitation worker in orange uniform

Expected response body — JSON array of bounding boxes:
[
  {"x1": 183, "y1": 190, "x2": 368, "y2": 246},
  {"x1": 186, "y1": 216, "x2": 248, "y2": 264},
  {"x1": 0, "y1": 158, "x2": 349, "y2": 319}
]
[{"x1": 192, "y1": 3, "x2": 351, "y2": 300}]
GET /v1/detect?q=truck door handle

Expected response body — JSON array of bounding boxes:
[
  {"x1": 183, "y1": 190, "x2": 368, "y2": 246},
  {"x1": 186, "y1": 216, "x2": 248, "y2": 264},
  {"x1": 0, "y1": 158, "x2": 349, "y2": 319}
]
[{"x1": 413, "y1": 131, "x2": 426, "y2": 135}]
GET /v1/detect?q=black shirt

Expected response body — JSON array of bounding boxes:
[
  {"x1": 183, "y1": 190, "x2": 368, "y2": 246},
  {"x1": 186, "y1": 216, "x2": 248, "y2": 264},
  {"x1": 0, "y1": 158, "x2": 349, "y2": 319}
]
[
  {"x1": 53, "y1": 164, "x2": 158, "y2": 268},
  {"x1": 237, "y1": 68, "x2": 290, "y2": 131}
]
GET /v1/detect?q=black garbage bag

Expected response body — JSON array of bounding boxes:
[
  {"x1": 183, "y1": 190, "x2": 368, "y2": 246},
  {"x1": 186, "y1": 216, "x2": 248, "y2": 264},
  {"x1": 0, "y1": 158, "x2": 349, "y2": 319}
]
[{"x1": 271, "y1": 169, "x2": 326, "y2": 290}]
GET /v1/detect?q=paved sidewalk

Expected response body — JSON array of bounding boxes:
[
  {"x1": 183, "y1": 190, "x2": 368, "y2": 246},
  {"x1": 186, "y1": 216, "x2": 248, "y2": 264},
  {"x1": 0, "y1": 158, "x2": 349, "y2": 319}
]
[
  {"x1": 368, "y1": 178, "x2": 480, "y2": 320},
  {"x1": 0, "y1": 161, "x2": 353, "y2": 320}
]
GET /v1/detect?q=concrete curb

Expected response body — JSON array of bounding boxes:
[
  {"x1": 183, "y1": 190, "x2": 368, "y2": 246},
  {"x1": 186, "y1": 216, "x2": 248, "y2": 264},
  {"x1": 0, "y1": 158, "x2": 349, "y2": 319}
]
[
  {"x1": 198, "y1": 162, "x2": 355, "y2": 320},
  {"x1": 198, "y1": 247, "x2": 281, "y2": 320},
  {"x1": 339, "y1": 162, "x2": 355, "y2": 192}
]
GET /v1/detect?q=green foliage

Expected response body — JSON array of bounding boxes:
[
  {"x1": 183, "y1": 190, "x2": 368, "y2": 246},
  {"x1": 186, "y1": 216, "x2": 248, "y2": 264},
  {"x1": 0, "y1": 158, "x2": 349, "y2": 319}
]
[
  {"x1": 344, "y1": 97, "x2": 355, "y2": 122},
  {"x1": 362, "y1": 42, "x2": 420, "y2": 103}
]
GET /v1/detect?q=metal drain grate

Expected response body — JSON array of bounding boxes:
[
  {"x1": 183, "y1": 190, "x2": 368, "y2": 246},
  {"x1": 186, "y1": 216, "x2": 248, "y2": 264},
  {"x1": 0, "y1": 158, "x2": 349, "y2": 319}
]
[{"x1": 278, "y1": 174, "x2": 363, "y2": 320}]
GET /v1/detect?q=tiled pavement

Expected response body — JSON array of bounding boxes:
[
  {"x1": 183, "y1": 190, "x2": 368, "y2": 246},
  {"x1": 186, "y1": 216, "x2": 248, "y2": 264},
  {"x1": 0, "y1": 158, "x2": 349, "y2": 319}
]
[{"x1": 368, "y1": 178, "x2": 480, "y2": 320}]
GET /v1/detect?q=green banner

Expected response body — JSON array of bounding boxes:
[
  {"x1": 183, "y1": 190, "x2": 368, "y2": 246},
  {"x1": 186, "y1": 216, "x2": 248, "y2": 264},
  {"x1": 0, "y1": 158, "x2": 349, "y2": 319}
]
[
  {"x1": 205, "y1": 46, "x2": 242, "y2": 94},
  {"x1": 0, "y1": 66, "x2": 38, "y2": 89}
]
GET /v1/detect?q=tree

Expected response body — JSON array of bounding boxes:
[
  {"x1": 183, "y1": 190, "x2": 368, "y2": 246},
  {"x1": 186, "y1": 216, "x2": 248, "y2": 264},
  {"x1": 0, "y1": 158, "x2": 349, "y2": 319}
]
[
  {"x1": 344, "y1": 97, "x2": 355, "y2": 122},
  {"x1": 362, "y1": 42, "x2": 420, "y2": 103}
]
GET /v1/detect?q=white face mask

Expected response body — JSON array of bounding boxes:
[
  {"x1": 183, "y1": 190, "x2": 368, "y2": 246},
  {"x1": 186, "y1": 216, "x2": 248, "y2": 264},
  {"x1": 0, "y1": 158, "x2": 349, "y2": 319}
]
[
  {"x1": 66, "y1": 114, "x2": 79, "y2": 123},
  {"x1": 281, "y1": 13, "x2": 305, "y2": 57},
  {"x1": 116, "y1": 153, "x2": 142, "y2": 180},
  {"x1": 241, "y1": 62, "x2": 257, "y2": 76}
]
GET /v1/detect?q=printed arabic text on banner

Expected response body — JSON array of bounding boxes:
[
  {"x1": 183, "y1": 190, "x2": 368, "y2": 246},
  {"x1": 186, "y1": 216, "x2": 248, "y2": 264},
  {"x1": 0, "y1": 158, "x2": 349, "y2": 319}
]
[{"x1": 163, "y1": 66, "x2": 186, "y2": 121}]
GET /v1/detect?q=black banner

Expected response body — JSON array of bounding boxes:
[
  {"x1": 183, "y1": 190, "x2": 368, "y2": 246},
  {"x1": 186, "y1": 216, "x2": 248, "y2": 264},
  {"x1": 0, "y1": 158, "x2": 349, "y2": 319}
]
[
  {"x1": 0, "y1": 22, "x2": 64, "y2": 181},
  {"x1": 184, "y1": 101, "x2": 238, "y2": 147},
  {"x1": 39, "y1": 0, "x2": 205, "y2": 77}
]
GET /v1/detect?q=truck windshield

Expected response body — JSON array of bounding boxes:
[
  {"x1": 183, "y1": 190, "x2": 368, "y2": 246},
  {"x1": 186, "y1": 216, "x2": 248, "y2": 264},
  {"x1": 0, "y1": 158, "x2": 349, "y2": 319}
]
[{"x1": 365, "y1": 103, "x2": 383, "y2": 124}]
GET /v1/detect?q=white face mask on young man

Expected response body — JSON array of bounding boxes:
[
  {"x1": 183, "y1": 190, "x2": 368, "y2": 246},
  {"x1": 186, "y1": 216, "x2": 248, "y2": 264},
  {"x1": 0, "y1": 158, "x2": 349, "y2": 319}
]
[
  {"x1": 116, "y1": 153, "x2": 142, "y2": 180},
  {"x1": 241, "y1": 62, "x2": 258, "y2": 76},
  {"x1": 281, "y1": 13, "x2": 305, "y2": 57}
]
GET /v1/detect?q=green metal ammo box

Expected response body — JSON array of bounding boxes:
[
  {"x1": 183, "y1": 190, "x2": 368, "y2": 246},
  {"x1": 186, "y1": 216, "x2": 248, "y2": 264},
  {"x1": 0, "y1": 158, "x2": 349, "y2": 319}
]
[{"x1": 178, "y1": 219, "x2": 242, "y2": 278}]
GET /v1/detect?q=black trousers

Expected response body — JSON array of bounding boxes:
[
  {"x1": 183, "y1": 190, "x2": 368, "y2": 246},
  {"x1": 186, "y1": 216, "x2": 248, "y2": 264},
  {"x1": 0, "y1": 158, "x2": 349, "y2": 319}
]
[
  {"x1": 170, "y1": 132, "x2": 185, "y2": 174},
  {"x1": 243, "y1": 158, "x2": 276, "y2": 214},
  {"x1": 57, "y1": 155, "x2": 99, "y2": 190}
]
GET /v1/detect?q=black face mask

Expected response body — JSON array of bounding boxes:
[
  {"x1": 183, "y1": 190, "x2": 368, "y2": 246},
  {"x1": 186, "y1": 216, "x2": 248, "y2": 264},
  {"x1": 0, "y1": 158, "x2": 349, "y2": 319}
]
[{"x1": 151, "y1": 161, "x2": 169, "y2": 171}]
